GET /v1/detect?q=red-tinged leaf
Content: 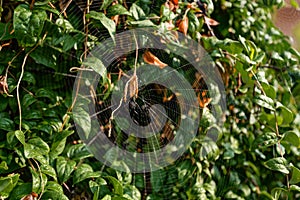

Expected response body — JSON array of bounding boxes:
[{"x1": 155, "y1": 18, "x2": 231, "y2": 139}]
[
  {"x1": 204, "y1": 16, "x2": 219, "y2": 26},
  {"x1": 143, "y1": 50, "x2": 168, "y2": 69}
]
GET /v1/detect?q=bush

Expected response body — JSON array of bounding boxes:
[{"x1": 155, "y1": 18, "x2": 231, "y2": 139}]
[{"x1": 0, "y1": 0, "x2": 299, "y2": 199}]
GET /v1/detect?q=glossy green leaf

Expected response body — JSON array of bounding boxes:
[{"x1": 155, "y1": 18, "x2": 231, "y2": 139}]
[
  {"x1": 281, "y1": 131, "x2": 299, "y2": 147},
  {"x1": 276, "y1": 102, "x2": 294, "y2": 125},
  {"x1": 290, "y1": 184, "x2": 300, "y2": 192},
  {"x1": 22, "y1": 94, "x2": 37, "y2": 108},
  {"x1": 40, "y1": 190, "x2": 69, "y2": 200},
  {"x1": 254, "y1": 94, "x2": 275, "y2": 111},
  {"x1": 290, "y1": 166, "x2": 300, "y2": 184},
  {"x1": 30, "y1": 167, "x2": 47, "y2": 193},
  {"x1": 86, "y1": 11, "x2": 116, "y2": 43},
  {"x1": 0, "y1": 174, "x2": 19, "y2": 198},
  {"x1": 107, "y1": 4, "x2": 131, "y2": 16},
  {"x1": 129, "y1": 3, "x2": 146, "y2": 20},
  {"x1": 150, "y1": 169, "x2": 165, "y2": 193},
  {"x1": 45, "y1": 181, "x2": 64, "y2": 193},
  {"x1": 9, "y1": 183, "x2": 32, "y2": 200},
  {"x1": 14, "y1": 130, "x2": 25, "y2": 145},
  {"x1": 13, "y1": 4, "x2": 47, "y2": 47},
  {"x1": 56, "y1": 156, "x2": 76, "y2": 183},
  {"x1": 264, "y1": 157, "x2": 289, "y2": 174},
  {"x1": 50, "y1": 130, "x2": 74, "y2": 158},
  {"x1": 41, "y1": 164, "x2": 57, "y2": 181},
  {"x1": 83, "y1": 56, "x2": 107, "y2": 77},
  {"x1": 73, "y1": 104, "x2": 91, "y2": 139},
  {"x1": 65, "y1": 143, "x2": 93, "y2": 160},
  {"x1": 100, "y1": 0, "x2": 114, "y2": 10},
  {"x1": 0, "y1": 118, "x2": 14, "y2": 131},
  {"x1": 73, "y1": 164, "x2": 100, "y2": 185},
  {"x1": 105, "y1": 176, "x2": 123, "y2": 196},
  {"x1": 24, "y1": 137, "x2": 50, "y2": 157}
]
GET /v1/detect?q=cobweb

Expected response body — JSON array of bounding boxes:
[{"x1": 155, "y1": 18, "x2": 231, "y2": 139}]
[{"x1": 37, "y1": 1, "x2": 225, "y2": 199}]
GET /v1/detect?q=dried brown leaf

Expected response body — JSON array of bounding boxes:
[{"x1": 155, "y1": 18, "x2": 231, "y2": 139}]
[
  {"x1": 0, "y1": 75, "x2": 9, "y2": 95},
  {"x1": 204, "y1": 16, "x2": 219, "y2": 26},
  {"x1": 178, "y1": 16, "x2": 189, "y2": 35},
  {"x1": 143, "y1": 50, "x2": 168, "y2": 69}
]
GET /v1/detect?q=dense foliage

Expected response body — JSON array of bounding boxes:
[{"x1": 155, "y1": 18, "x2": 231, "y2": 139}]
[{"x1": 0, "y1": 0, "x2": 300, "y2": 199}]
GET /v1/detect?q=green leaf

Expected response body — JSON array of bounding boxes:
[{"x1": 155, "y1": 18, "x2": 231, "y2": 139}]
[
  {"x1": 100, "y1": 0, "x2": 115, "y2": 10},
  {"x1": 9, "y1": 183, "x2": 32, "y2": 200},
  {"x1": 73, "y1": 164, "x2": 100, "y2": 185},
  {"x1": 45, "y1": 181, "x2": 64, "y2": 193},
  {"x1": 83, "y1": 56, "x2": 107, "y2": 77},
  {"x1": 30, "y1": 46, "x2": 58, "y2": 70},
  {"x1": 56, "y1": 19, "x2": 75, "y2": 32},
  {"x1": 151, "y1": 169, "x2": 165, "y2": 193},
  {"x1": 65, "y1": 143, "x2": 93, "y2": 160},
  {"x1": 50, "y1": 130, "x2": 74, "y2": 158},
  {"x1": 254, "y1": 94, "x2": 275, "y2": 111},
  {"x1": 73, "y1": 105, "x2": 91, "y2": 139},
  {"x1": 271, "y1": 187, "x2": 287, "y2": 200},
  {"x1": 0, "y1": 118, "x2": 14, "y2": 131},
  {"x1": 41, "y1": 190, "x2": 69, "y2": 200},
  {"x1": 252, "y1": 132, "x2": 278, "y2": 148},
  {"x1": 127, "y1": 20, "x2": 155, "y2": 27},
  {"x1": 86, "y1": 11, "x2": 116, "y2": 43},
  {"x1": 281, "y1": 131, "x2": 299, "y2": 147},
  {"x1": 290, "y1": 0, "x2": 300, "y2": 8},
  {"x1": 15, "y1": 130, "x2": 25, "y2": 145},
  {"x1": 24, "y1": 137, "x2": 50, "y2": 164},
  {"x1": 123, "y1": 185, "x2": 141, "y2": 200},
  {"x1": 30, "y1": 167, "x2": 47, "y2": 193},
  {"x1": 264, "y1": 157, "x2": 289, "y2": 174},
  {"x1": 290, "y1": 184, "x2": 300, "y2": 192},
  {"x1": 22, "y1": 94, "x2": 37, "y2": 108},
  {"x1": 0, "y1": 161, "x2": 8, "y2": 171},
  {"x1": 0, "y1": 174, "x2": 19, "y2": 198},
  {"x1": 0, "y1": 22, "x2": 14, "y2": 41},
  {"x1": 129, "y1": 3, "x2": 146, "y2": 20},
  {"x1": 276, "y1": 102, "x2": 294, "y2": 125},
  {"x1": 261, "y1": 82, "x2": 276, "y2": 100},
  {"x1": 105, "y1": 176, "x2": 123, "y2": 196},
  {"x1": 24, "y1": 137, "x2": 50, "y2": 158},
  {"x1": 290, "y1": 166, "x2": 300, "y2": 184},
  {"x1": 107, "y1": 4, "x2": 131, "y2": 17},
  {"x1": 13, "y1": 4, "x2": 47, "y2": 47},
  {"x1": 56, "y1": 156, "x2": 76, "y2": 183},
  {"x1": 41, "y1": 164, "x2": 57, "y2": 181}
]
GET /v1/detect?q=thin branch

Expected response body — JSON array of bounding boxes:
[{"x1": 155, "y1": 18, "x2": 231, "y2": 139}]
[{"x1": 16, "y1": 44, "x2": 39, "y2": 130}]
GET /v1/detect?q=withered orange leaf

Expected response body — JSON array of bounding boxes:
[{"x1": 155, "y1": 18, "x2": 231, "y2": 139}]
[
  {"x1": 178, "y1": 16, "x2": 189, "y2": 35},
  {"x1": 171, "y1": 0, "x2": 179, "y2": 6},
  {"x1": 204, "y1": 16, "x2": 219, "y2": 26},
  {"x1": 143, "y1": 50, "x2": 168, "y2": 69},
  {"x1": 198, "y1": 90, "x2": 212, "y2": 108}
]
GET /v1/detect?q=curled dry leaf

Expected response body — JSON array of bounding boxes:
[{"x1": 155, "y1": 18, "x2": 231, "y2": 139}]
[
  {"x1": 204, "y1": 16, "x2": 219, "y2": 26},
  {"x1": 177, "y1": 16, "x2": 189, "y2": 35},
  {"x1": 0, "y1": 75, "x2": 9, "y2": 95},
  {"x1": 129, "y1": 75, "x2": 138, "y2": 100},
  {"x1": 143, "y1": 50, "x2": 168, "y2": 69}
]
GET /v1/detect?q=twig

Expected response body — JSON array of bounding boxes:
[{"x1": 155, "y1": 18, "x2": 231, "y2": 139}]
[
  {"x1": 16, "y1": 44, "x2": 39, "y2": 130},
  {"x1": 108, "y1": 32, "x2": 139, "y2": 137},
  {"x1": 59, "y1": 0, "x2": 91, "y2": 131}
]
